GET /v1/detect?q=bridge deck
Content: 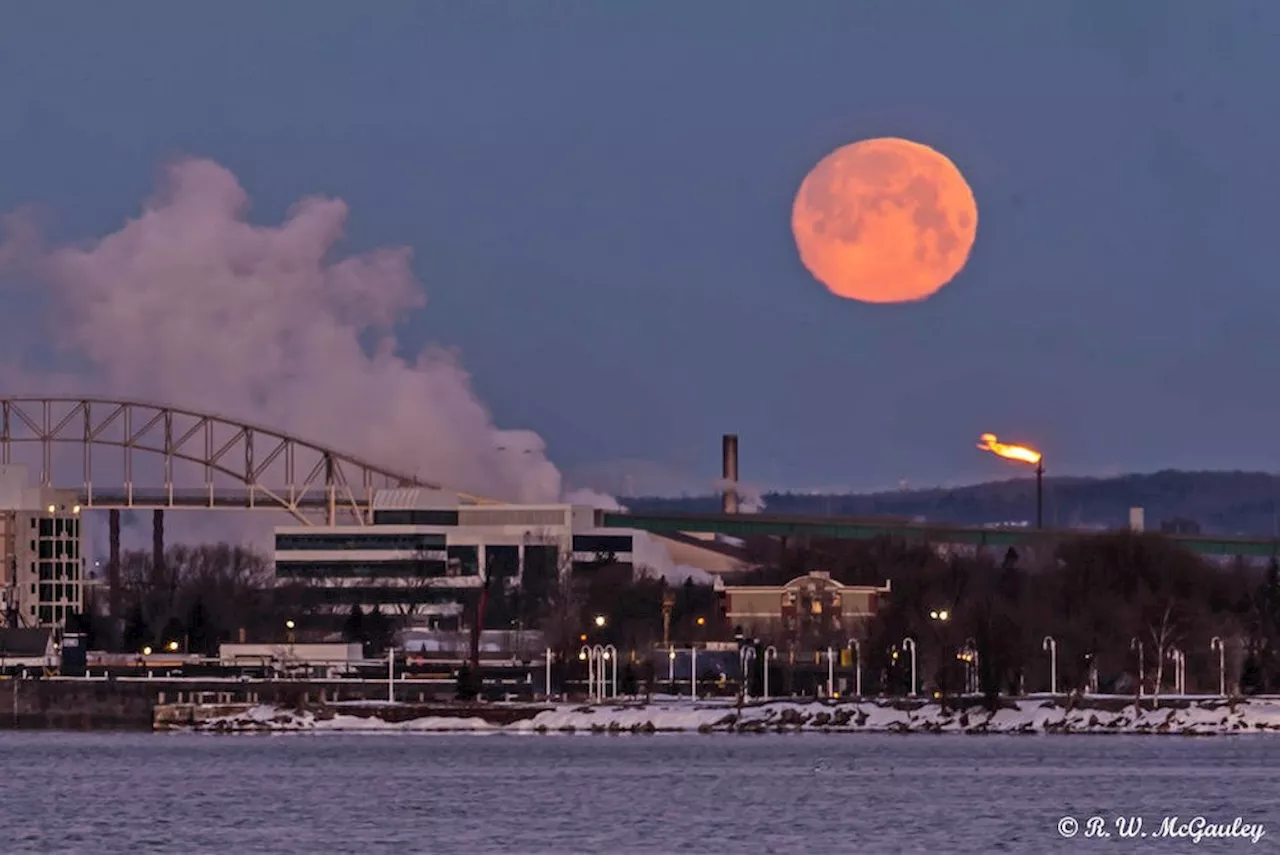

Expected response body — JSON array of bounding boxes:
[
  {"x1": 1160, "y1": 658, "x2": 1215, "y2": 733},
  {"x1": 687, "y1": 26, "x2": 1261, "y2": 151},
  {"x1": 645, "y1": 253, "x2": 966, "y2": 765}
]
[{"x1": 599, "y1": 511, "x2": 1280, "y2": 558}]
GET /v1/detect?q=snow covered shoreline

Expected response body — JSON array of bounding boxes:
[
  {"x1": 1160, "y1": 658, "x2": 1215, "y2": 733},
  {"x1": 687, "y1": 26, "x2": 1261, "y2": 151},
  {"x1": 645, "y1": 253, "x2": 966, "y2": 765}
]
[{"x1": 174, "y1": 696, "x2": 1280, "y2": 736}]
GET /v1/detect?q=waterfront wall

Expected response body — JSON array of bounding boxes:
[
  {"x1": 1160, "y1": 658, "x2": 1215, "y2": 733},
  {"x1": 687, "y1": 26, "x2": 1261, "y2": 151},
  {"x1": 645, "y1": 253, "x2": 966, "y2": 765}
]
[{"x1": 0, "y1": 677, "x2": 476, "y2": 730}]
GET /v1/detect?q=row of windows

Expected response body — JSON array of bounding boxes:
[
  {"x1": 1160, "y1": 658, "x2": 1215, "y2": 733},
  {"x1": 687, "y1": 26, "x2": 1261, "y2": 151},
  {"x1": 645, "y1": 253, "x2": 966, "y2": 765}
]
[
  {"x1": 36, "y1": 561, "x2": 81, "y2": 582},
  {"x1": 372, "y1": 510, "x2": 460, "y2": 526},
  {"x1": 276, "y1": 560, "x2": 472, "y2": 580},
  {"x1": 35, "y1": 540, "x2": 80, "y2": 560},
  {"x1": 572, "y1": 535, "x2": 633, "y2": 554},
  {"x1": 275, "y1": 533, "x2": 448, "y2": 552},
  {"x1": 36, "y1": 604, "x2": 75, "y2": 625},
  {"x1": 34, "y1": 518, "x2": 80, "y2": 538},
  {"x1": 38, "y1": 583, "x2": 80, "y2": 603},
  {"x1": 301, "y1": 587, "x2": 466, "y2": 606}
]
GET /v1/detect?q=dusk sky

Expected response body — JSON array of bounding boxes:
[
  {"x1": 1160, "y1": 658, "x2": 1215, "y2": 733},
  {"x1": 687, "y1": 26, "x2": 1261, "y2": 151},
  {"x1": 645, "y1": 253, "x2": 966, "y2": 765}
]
[{"x1": 2, "y1": 2, "x2": 1278, "y2": 498}]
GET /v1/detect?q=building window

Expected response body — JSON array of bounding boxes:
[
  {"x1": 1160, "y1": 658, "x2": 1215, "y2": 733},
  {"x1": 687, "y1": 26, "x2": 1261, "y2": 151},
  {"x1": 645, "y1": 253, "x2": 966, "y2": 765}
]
[
  {"x1": 38, "y1": 606, "x2": 51, "y2": 624},
  {"x1": 572, "y1": 534, "x2": 633, "y2": 554},
  {"x1": 275, "y1": 532, "x2": 448, "y2": 552},
  {"x1": 485, "y1": 545, "x2": 520, "y2": 579},
  {"x1": 372, "y1": 509, "x2": 460, "y2": 526},
  {"x1": 38, "y1": 519, "x2": 52, "y2": 537},
  {"x1": 446, "y1": 545, "x2": 480, "y2": 576},
  {"x1": 275, "y1": 559, "x2": 448, "y2": 580}
]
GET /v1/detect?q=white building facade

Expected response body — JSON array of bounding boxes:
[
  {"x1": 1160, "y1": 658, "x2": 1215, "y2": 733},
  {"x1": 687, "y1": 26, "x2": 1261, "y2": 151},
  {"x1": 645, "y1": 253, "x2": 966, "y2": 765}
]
[
  {"x1": 273, "y1": 489, "x2": 634, "y2": 628},
  {"x1": 0, "y1": 465, "x2": 85, "y2": 629}
]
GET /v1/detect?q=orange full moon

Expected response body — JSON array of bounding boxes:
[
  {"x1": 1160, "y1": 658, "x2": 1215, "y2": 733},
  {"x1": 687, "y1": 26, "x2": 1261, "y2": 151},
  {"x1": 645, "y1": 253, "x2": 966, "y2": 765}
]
[{"x1": 791, "y1": 137, "x2": 978, "y2": 303}]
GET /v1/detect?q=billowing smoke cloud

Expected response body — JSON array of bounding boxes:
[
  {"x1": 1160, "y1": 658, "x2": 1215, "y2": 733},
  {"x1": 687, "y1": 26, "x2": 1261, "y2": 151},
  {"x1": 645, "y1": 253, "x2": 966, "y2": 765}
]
[
  {"x1": 1, "y1": 158, "x2": 561, "y2": 503},
  {"x1": 0, "y1": 157, "x2": 705, "y2": 580}
]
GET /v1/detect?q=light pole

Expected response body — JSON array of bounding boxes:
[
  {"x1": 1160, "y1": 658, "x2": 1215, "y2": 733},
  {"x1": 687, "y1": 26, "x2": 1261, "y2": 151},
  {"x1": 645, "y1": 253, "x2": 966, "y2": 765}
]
[
  {"x1": 961, "y1": 638, "x2": 978, "y2": 694},
  {"x1": 690, "y1": 645, "x2": 698, "y2": 701},
  {"x1": 1211, "y1": 637, "x2": 1226, "y2": 697},
  {"x1": 1168, "y1": 647, "x2": 1185, "y2": 695},
  {"x1": 387, "y1": 647, "x2": 395, "y2": 703},
  {"x1": 847, "y1": 639, "x2": 862, "y2": 698},
  {"x1": 763, "y1": 646, "x2": 777, "y2": 699},
  {"x1": 825, "y1": 646, "x2": 835, "y2": 698},
  {"x1": 545, "y1": 648, "x2": 554, "y2": 700},
  {"x1": 591, "y1": 644, "x2": 608, "y2": 699},
  {"x1": 740, "y1": 646, "x2": 757, "y2": 701},
  {"x1": 1130, "y1": 637, "x2": 1144, "y2": 698},
  {"x1": 603, "y1": 644, "x2": 618, "y2": 699},
  {"x1": 977, "y1": 433, "x2": 1044, "y2": 529},
  {"x1": 578, "y1": 644, "x2": 596, "y2": 702},
  {"x1": 1043, "y1": 636, "x2": 1058, "y2": 695},
  {"x1": 668, "y1": 645, "x2": 676, "y2": 691},
  {"x1": 902, "y1": 637, "x2": 918, "y2": 698}
]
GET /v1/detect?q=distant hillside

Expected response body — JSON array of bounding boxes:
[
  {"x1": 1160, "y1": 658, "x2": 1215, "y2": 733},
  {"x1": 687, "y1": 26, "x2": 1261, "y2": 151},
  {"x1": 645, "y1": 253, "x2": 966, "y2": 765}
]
[{"x1": 626, "y1": 470, "x2": 1280, "y2": 537}]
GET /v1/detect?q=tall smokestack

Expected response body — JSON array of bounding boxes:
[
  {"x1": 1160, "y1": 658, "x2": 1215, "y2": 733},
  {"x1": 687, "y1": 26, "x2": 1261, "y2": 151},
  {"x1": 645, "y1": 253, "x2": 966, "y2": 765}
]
[
  {"x1": 108, "y1": 509, "x2": 121, "y2": 618},
  {"x1": 152, "y1": 509, "x2": 165, "y2": 585},
  {"x1": 722, "y1": 434, "x2": 739, "y2": 514}
]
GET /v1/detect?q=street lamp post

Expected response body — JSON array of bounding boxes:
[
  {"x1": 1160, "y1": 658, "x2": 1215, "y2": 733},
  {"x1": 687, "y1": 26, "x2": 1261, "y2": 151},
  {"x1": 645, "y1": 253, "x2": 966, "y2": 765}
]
[
  {"x1": 826, "y1": 646, "x2": 835, "y2": 698},
  {"x1": 847, "y1": 640, "x2": 862, "y2": 698},
  {"x1": 690, "y1": 645, "x2": 698, "y2": 701},
  {"x1": 1131, "y1": 637, "x2": 1144, "y2": 698},
  {"x1": 961, "y1": 638, "x2": 979, "y2": 694},
  {"x1": 763, "y1": 646, "x2": 777, "y2": 699},
  {"x1": 387, "y1": 647, "x2": 395, "y2": 703},
  {"x1": 603, "y1": 644, "x2": 618, "y2": 699},
  {"x1": 740, "y1": 646, "x2": 757, "y2": 701},
  {"x1": 1043, "y1": 636, "x2": 1058, "y2": 695},
  {"x1": 1167, "y1": 647, "x2": 1185, "y2": 695},
  {"x1": 1211, "y1": 637, "x2": 1226, "y2": 697},
  {"x1": 668, "y1": 645, "x2": 676, "y2": 691},
  {"x1": 579, "y1": 644, "x2": 596, "y2": 702},
  {"x1": 545, "y1": 647, "x2": 554, "y2": 699},
  {"x1": 902, "y1": 638, "x2": 918, "y2": 698}
]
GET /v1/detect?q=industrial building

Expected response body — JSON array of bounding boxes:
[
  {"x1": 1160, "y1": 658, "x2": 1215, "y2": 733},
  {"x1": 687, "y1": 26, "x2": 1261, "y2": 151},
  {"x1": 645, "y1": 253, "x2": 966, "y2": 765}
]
[
  {"x1": 0, "y1": 465, "x2": 85, "y2": 629},
  {"x1": 272, "y1": 488, "x2": 634, "y2": 627}
]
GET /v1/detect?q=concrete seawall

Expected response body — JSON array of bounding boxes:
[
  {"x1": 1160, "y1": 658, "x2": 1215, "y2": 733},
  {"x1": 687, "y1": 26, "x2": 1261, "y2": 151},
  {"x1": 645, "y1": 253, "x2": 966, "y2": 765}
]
[{"x1": 0, "y1": 677, "x2": 545, "y2": 730}]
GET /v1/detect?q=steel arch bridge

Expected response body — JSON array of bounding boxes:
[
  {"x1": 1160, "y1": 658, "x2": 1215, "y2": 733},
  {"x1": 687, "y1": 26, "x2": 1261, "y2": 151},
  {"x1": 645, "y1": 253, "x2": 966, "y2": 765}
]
[{"x1": 0, "y1": 396, "x2": 491, "y2": 525}]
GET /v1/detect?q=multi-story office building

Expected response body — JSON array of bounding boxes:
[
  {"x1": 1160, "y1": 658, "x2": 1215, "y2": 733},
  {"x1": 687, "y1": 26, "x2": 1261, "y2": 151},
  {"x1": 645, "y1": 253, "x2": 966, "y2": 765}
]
[
  {"x1": 273, "y1": 488, "x2": 634, "y2": 628},
  {"x1": 0, "y1": 465, "x2": 85, "y2": 629}
]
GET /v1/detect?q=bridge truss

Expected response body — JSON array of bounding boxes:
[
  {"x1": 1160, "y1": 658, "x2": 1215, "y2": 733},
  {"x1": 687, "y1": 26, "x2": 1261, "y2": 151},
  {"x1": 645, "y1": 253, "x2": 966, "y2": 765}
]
[{"x1": 0, "y1": 397, "x2": 487, "y2": 525}]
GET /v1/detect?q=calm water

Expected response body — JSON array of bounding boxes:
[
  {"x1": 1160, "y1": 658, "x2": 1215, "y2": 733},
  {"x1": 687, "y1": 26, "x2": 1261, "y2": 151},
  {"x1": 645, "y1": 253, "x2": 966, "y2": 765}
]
[{"x1": 0, "y1": 732, "x2": 1277, "y2": 853}]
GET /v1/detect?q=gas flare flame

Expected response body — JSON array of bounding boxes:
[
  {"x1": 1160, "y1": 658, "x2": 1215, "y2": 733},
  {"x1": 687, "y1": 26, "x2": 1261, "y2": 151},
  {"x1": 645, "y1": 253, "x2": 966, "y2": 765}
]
[{"x1": 977, "y1": 433, "x2": 1041, "y2": 466}]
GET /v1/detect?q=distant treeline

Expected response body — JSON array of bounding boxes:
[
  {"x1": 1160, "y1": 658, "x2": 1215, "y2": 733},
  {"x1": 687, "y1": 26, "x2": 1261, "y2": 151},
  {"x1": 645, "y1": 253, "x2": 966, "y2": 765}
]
[{"x1": 628, "y1": 469, "x2": 1280, "y2": 536}]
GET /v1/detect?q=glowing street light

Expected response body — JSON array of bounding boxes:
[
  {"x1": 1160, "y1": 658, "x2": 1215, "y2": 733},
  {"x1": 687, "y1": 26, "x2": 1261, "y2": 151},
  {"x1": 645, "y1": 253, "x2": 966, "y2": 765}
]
[
  {"x1": 141, "y1": 645, "x2": 152, "y2": 656},
  {"x1": 977, "y1": 433, "x2": 1044, "y2": 529},
  {"x1": 929, "y1": 609, "x2": 950, "y2": 622},
  {"x1": 594, "y1": 615, "x2": 606, "y2": 628},
  {"x1": 165, "y1": 641, "x2": 179, "y2": 653}
]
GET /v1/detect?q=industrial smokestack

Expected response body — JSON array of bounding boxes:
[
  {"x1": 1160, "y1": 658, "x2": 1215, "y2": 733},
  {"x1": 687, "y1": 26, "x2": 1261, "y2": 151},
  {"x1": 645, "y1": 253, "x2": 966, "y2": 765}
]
[{"x1": 722, "y1": 434, "x2": 739, "y2": 514}]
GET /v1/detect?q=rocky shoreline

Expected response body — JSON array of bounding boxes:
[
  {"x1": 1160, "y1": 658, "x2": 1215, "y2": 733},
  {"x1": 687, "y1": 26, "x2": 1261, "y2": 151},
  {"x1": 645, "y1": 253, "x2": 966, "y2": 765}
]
[{"x1": 165, "y1": 696, "x2": 1280, "y2": 736}]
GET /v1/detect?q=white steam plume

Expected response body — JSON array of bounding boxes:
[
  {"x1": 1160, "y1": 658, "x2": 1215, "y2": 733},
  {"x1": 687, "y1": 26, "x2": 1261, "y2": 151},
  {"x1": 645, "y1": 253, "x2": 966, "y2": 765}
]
[
  {"x1": 1, "y1": 158, "x2": 560, "y2": 503},
  {"x1": 0, "y1": 157, "x2": 705, "y2": 582}
]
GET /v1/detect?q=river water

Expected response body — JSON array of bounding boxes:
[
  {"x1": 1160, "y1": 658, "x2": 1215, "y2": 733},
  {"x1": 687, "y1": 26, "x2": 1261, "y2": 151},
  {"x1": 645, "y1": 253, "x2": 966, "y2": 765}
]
[{"x1": 0, "y1": 732, "x2": 1276, "y2": 853}]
